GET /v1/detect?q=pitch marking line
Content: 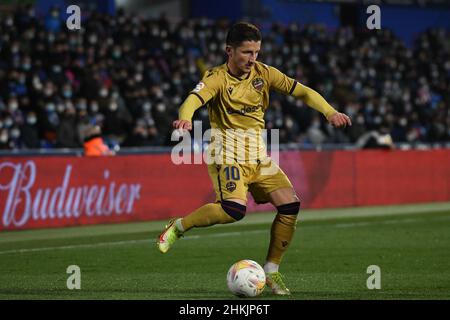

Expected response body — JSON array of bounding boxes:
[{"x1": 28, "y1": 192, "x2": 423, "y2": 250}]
[
  {"x1": 1, "y1": 216, "x2": 449, "y2": 256},
  {"x1": 0, "y1": 230, "x2": 265, "y2": 255}
]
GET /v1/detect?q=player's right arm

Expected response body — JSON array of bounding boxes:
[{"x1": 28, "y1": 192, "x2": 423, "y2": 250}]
[{"x1": 173, "y1": 70, "x2": 221, "y2": 131}]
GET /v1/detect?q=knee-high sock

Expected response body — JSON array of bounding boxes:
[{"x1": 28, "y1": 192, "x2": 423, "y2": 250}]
[
  {"x1": 266, "y1": 213, "x2": 298, "y2": 265},
  {"x1": 181, "y1": 203, "x2": 237, "y2": 232}
]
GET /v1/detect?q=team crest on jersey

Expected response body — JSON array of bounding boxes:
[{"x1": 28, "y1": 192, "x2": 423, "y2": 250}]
[
  {"x1": 227, "y1": 86, "x2": 234, "y2": 95},
  {"x1": 193, "y1": 82, "x2": 205, "y2": 93},
  {"x1": 252, "y1": 78, "x2": 264, "y2": 91},
  {"x1": 226, "y1": 181, "x2": 236, "y2": 192}
]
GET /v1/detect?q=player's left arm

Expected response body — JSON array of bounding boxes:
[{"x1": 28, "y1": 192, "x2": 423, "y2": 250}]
[
  {"x1": 292, "y1": 83, "x2": 352, "y2": 128},
  {"x1": 268, "y1": 65, "x2": 351, "y2": 128}
]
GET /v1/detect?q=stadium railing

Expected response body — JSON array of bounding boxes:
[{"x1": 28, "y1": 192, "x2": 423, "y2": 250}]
[{"x1": 1, "y1": 142, "x2": 450, "y2": 157}]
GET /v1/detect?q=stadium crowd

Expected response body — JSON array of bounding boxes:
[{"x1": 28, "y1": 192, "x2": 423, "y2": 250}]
[{"x1": 0, "y1": 5, "x2": 449, "y2": 150}]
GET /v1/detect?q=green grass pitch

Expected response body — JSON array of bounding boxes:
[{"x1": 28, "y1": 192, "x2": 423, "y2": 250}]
[{"x1": 1, "y1": 202, "x2": 450, "y2": 300}]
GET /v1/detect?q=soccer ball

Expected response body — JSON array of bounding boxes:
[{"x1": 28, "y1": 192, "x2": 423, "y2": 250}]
[{"x1": 226, "y1": 259, "x2": 266, "y2": 297}]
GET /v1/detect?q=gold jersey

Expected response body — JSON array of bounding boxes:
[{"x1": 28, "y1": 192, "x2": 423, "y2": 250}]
[
  {"x1": 191, "y1": 62, "x2": 297, "y2": 130},
  {"x1": 189, "y1": 62, "x2": 298, "y2": 164}
]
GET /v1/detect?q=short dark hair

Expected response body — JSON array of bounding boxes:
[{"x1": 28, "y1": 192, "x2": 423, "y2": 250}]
[{"x1": 226, "y1": 22, "x2": 262, "y2": 47}]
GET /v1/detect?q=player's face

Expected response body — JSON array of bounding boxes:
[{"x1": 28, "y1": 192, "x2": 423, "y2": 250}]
[{"x1": 227, "y1": 40, "x2": 261, "y2": 76}]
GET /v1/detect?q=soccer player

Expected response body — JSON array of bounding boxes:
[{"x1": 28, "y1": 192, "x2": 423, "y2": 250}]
[{"x1": 157, "y1": 22, "x2": 351, "y2": 295}]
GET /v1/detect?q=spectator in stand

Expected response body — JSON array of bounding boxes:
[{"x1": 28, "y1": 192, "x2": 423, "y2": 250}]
[
  {"x1": 83, "y1": 125, "x2": 114, "y2": 156},
  {"x1": 21, "y1": 111, "x2": 40, "y2": 148},
  {"x1": 0, "y1": 5, "x2": 448, "y2": 150},
  {"x1": 356, "y1": 123, "x2": 395, "y2": 150}
]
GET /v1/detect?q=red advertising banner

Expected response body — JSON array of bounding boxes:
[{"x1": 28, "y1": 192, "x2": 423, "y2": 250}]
[{"x1": 1, "y1": 149, "x2": 450, "y2": 231}]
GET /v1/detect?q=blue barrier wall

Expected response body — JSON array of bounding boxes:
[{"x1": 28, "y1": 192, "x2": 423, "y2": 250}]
[
  {"x1": 261, "y1": 0, "x2": 339, "y2": 28},
  {"x1": 35, "y1": 0, "x2": 115, "y2": 17},
  {"x1": 189, "y1": 0, "x2": 243, "y2": 20},
  {"x1": 190, "y1": 0, "x2": 450, "y2": 47},
  {"x1": 364, "y1": 5, "x2": 450, "y2": 47}
]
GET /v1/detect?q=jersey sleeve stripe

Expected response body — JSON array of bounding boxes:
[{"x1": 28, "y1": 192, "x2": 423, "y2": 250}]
[
  {"x1": 190, "y1": 92, "x2": 205, "y2": 105},
  {"x1": 289, "y1": 81, "x2": 298, "y2": 95}
]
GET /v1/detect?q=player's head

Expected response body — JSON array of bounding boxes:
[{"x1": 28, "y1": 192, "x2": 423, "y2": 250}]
[{"x1": 225, "y1": 22, "x2": 262, "y2": 76}]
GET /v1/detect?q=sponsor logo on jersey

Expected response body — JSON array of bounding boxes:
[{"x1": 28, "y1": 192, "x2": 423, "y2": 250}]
[
  {"x1": 193, "y1": 82, "x2": 205, "y2": 93},
  {"x1": 227, "y1": 105, "x2": 259, "y2": 115},
  {"x1": 252, "y1": 78, "x2": 264, "y2": 91},
  {"x1": 226, "y1": 181, "x2": 236, "y2": 192}
]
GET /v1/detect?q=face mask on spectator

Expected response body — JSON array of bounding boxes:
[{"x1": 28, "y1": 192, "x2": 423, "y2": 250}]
[
  {"x1": 173, "y1": 96, "x2": 181, "y2": 105},
  {"x1": 143, "y1": 102, "x2": 152, "y2": 112},
  {"x1": 113, "y1": 50, "x2": 121, "y2": 59},
  {"x1": 10, "y1": 128, "x2": 20, "y2": 139},
  {"x1": 18, "y1": 75, "x2": 26, "y2": 84},
  {"x1": 44, "y1": 88, "x2": 53, "y2": 97},
  {"x1": 46, "y1": 103, "x2": 56, "y2": 112},
  {"x1": 156, "y1": 103, "x2": 166, "y2": 113},
  {"x1": 90, "y1": 103, "x2": 99, "y2": 113},
  {"x1": 109, "y1": 102, "x2": 118, "y2": 112},
  {"x1": 399, "y1": 118, "x2": 408, "y2": 127},
  {"x1": 140, "y1": 129, "x2": 149, "y2": 138},
  {"x1": 285, "y1": 118, "x2": 294, "y2": 129},
  {"x1": 63, "y1": 90, "x2": 72, "y2": 98},
  {"x1": 374, "y1": 116, "x2": 382, "y2": 125},
  {"x1": 0, "y1": 121, "x2": 3, "y2": 129},
  {"x1": 0, "y1": 132, "x2": 8, "y2": 143},
  {"x1": 8, "y1": 101, "x2": 18, "y2": 112},
  {"x1": 77, "y1": 102, "x2": 87, "y2": 111},
  {"x1": 89, "y1": 34, "x2": 98, "y2": 44},
  {"x1": 151, "y1": 27, "x2": 159, "y2": 36},
  {"x1": 100, "y1": 88, "x2": 108, "y2": 97},
  {"x1": 111, "y1": 91, "x2": 120, "y2": 99},
  {"x1": 27, "y1": 116, "x2": 37, "y2": 125},
  {"x1": 57, "y1": 103, "x2": 65, "y2": 113},
  {"x1": 275, "y1": 118, "x2": 283, "y2": 127},
  {"x1": 311, "y1": 120, "x2": 320, "y2": 129},
  {"x1": 356, "y1": 116, "x2": 365, "y2": 125},
  {"x1": 209, "y1": 43, "x2": 217, "y2": 51},
  {"x1": 33, "y1": 78, "x2": 42, "y2": 90},
  {"x1": 52, "y1": 65, "x2": 62, "y2": 73},
  {"x1": 4, "y1": 118, "x2": 13, "y2": 128},
  {"x1": 6, "y1": 18, "x2": 13, "y2": 27}
]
